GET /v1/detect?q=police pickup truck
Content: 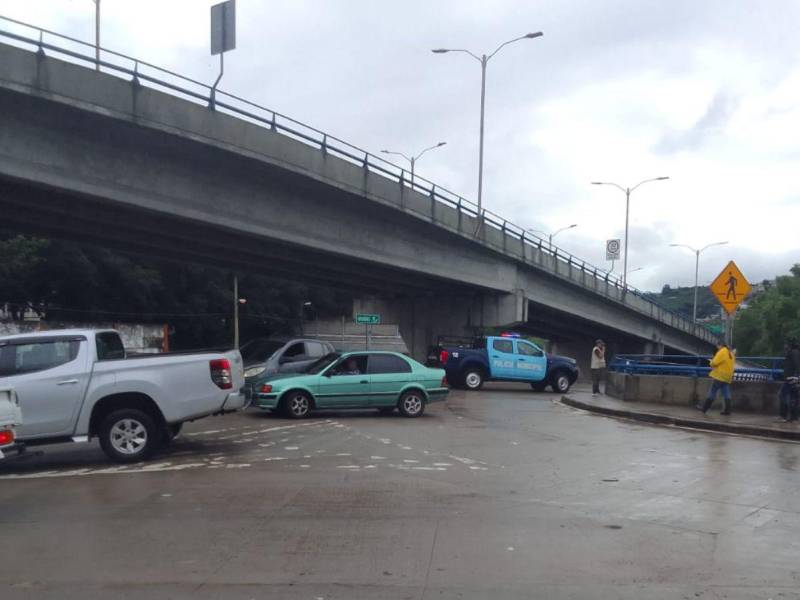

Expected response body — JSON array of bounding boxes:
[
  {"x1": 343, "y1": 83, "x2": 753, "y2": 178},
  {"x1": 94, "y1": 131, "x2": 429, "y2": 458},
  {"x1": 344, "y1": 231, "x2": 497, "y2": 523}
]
[{"x1": 429, "y1": 333, "x2": 579, "y2": 392}]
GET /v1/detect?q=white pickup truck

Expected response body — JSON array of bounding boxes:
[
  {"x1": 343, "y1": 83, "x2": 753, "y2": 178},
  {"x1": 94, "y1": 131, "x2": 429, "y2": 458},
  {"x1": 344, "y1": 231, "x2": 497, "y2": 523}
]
[{"x1": 0, "y1": 329, "x2": 245, "y2": 462}]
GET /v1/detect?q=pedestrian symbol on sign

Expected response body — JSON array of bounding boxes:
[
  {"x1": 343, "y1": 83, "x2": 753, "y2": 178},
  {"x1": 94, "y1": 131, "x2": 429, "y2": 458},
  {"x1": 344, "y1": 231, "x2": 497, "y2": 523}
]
[{"x1": 726, "y1": 272, "x2": 738, "y2": 300}]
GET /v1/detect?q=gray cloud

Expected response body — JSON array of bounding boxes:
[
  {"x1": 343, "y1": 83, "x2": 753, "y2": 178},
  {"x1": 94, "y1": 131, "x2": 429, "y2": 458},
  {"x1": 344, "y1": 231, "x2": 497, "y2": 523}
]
[{"x1": 653, "y1": 91, "x2": 739, "y2": 154}]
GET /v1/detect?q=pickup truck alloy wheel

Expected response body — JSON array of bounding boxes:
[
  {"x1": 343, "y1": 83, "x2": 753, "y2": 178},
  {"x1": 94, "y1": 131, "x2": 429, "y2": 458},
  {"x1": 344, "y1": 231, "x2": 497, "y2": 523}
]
[
  {"x1": 463, "y1": 370, "x2": 484, "y2": 390},
  {"x1": 99, "y1": 409, "x2": 158, "y2": 463},
  {"x1": 284, "y1": 392, "x2": 311, "y2": 419},
  {"x1": 398, "y1": 391, "x2": 425, "y2": 417}
]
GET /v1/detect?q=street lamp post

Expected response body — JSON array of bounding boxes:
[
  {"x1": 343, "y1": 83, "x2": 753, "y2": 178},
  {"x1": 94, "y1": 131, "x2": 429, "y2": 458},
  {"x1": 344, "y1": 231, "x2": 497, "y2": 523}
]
[
  {"x1": 433, "y1": 32, "x2": 543, "y2": 224},
  {"x1": 527, "y1": 223, "x2": 577, "y2": 249},
  {"x1": 591, "y1": 177, "x2": 669, "y2": 289},
  {"x1": 92, "y1": 0, "x2": 100, "y2": 70},
  {"x1": 381, "y1": 142, "x2": 446, "y2": 188},
  {"x1": 669, "y1": 241, "x2": 728, "y2": 322}
]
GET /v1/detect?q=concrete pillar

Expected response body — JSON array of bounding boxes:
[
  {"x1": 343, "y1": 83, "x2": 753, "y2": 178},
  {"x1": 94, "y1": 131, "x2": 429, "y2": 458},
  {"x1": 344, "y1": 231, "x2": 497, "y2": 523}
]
[{"x1": 356, "y1": 291, "x2": 529, "y2": 361}]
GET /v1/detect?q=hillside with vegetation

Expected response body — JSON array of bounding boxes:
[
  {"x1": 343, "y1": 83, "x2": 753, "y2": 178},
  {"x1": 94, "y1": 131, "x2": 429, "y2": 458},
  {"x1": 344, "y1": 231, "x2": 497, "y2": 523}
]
[
  {"x1": 734, "y1": 265, "x2": 800, "y2": 355},
  {"x1": 645, "y1": 285, "x2": 721, "y2": 320}
]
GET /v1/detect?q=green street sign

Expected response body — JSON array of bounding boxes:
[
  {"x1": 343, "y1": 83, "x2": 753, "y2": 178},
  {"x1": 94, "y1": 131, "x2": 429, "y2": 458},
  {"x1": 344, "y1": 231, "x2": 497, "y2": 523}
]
[{"x1": 355, "y1": 313, "x2": 381, "y2": 325}]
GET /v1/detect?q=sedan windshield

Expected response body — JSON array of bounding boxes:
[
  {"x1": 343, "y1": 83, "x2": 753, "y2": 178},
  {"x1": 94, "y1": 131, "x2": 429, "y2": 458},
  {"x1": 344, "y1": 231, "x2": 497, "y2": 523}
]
[{"x1": 304, "y1": 352, "x2": 341, "y2": 374}]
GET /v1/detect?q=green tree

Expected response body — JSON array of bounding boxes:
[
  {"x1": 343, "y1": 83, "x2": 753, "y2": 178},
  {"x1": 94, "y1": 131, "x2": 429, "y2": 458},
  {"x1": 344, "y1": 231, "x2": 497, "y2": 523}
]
[
  {"x1": 735, "y1": 265, "x2": 800, "y2": 355},
  {"x1": 0, "y1": 231, "x2": 351, "y2": 350}
]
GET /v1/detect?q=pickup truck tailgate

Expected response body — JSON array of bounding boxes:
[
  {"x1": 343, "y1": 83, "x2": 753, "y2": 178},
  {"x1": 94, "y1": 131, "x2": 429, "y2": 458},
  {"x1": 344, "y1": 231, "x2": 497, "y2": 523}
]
[{"x1": 221, "y1": 349, "x2": 247, "y2": 411}]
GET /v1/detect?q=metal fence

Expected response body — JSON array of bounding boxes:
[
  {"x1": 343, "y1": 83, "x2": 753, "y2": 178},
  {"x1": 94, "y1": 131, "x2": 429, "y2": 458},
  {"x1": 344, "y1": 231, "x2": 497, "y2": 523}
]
[
  {"x1": 0, "y1": 14, "x2": 716, "y2": 344},
  {"x1": 610, "y1": 354, "x2": 783, "y2": 382}
]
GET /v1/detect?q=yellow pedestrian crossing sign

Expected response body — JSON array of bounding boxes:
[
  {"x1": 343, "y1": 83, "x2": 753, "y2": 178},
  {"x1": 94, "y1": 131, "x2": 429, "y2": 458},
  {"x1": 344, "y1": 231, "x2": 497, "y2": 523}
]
[{"x1": 709, "y1": 260, "x2": 752, "y2": 314}]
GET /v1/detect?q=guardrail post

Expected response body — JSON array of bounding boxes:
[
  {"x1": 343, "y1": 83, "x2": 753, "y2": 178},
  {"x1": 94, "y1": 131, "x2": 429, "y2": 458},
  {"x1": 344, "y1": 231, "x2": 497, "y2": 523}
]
[
  {"x1": 321, "y1": 134, "x2": 328, "y2": 155},
  {"x1": 36, "y1": 30, "x2": 45, "y2": 58},
  {"x1": 457, "y1": 197, "x2": 463, "y2": 233},
  {"x1": 131, "y1": 60, "x2": 141, "y2": 89},
  {"x1": 430, "y1": 185, "x2": 437, "y2": 222},
  {"x1": 270, "y1": 112, "x2": 277, "y2": 131}
]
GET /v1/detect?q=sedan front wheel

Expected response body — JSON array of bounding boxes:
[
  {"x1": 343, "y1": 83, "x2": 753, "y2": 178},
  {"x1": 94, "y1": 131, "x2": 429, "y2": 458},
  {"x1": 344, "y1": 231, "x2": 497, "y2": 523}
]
[{"x1": 283, "y1": 391, "x2": 312, "y2": 419}]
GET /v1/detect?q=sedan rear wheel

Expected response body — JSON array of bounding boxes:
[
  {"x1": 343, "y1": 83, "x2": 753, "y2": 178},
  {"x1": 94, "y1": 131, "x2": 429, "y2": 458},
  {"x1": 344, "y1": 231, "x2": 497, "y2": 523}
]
[
  {"x1": 283, "y1": 391, "x2": 311, "y2": 419},
  {"x1": 398, "y1": 390, "x2": 425, "y2": 418}
]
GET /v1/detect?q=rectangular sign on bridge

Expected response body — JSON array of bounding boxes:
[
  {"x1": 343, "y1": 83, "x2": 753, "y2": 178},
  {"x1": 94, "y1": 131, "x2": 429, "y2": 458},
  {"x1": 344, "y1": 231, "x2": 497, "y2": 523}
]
[
  {"x1": 211, "y1": 0, "x2": 236, "y2": 55},
  {"x1": 355, "y1": 314, "x2": 381, "y2": 325}
]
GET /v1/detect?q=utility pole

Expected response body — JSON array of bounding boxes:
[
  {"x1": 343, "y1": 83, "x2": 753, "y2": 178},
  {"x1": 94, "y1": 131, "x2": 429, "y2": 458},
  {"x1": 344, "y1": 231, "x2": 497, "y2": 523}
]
[
  {"x1": 233, "y1": 275, "x2": 239, "y2": 349},
  {"x1": 95, "y1": 0, "x2": 100, "y2": 69}
]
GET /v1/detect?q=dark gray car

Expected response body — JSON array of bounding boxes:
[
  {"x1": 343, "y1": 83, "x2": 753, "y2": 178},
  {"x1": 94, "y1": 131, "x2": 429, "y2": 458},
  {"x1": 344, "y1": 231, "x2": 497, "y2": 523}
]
[{"x1": 241, "y1": 337, "x2": 336, "y2": 382}]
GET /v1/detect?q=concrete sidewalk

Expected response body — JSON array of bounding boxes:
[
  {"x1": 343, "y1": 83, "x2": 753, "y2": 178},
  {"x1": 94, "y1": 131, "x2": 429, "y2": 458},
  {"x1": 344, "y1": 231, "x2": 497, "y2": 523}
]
[{"x1": 561, "y1": 390, "x2": 800, "y2": 442}]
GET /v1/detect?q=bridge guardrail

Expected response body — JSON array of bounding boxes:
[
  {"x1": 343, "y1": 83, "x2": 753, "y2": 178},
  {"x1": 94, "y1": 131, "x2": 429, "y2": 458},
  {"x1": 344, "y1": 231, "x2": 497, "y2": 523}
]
[
  {"x1": 610, "y1": 354, "x2": 783, "y2": 382},
  {"x1": 0, "y1": 14, "x2": 716, "y2": 344}
]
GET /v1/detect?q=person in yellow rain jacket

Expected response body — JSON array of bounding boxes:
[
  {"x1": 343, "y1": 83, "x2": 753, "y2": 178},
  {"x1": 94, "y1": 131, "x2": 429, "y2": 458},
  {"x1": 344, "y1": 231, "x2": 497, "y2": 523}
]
[{"x1": 696, "y1": 342, "x2": 735, "y2": 415}]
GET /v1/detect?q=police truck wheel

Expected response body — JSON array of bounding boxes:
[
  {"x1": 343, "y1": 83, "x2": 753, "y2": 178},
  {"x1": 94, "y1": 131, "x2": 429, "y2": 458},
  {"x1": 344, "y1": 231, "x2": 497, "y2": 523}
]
[
  {"x1": 99, "y1": 409, "x2": 159, "y2": 463},
  {"x1": 550, "y1": 371, "x2": 572, "y2": 393},
  {"x1": 463, "y1": 369, "x2": 484, "y2": 390}
]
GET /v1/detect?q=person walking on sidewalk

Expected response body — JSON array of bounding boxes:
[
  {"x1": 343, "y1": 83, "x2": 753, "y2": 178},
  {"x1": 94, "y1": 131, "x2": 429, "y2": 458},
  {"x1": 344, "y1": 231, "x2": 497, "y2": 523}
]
[
  {"x1": 778, "y1": 340, "x2": 800, "y2": 422},
  {"x1": 696, "y1": 342, "x2": 735, "y2": 415},
  {"x1": 591, "y1": 339, "x2": 606, "y2": 397}
]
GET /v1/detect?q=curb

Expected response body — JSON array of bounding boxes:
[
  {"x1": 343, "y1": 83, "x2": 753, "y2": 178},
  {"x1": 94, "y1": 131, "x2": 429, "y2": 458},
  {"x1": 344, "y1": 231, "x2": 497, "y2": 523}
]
[{"x1": 560, "y1": 395, "x2": 800, "y2": 442}]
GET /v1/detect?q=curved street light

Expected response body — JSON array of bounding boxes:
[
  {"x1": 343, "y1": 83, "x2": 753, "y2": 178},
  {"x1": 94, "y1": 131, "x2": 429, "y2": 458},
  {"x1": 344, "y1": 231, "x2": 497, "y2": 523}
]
[
  {"x1": 433, "y1": 32, "x2": 543, "y2": 224},
  {"x1": 527, "y1": 223, "x2": 577, "y2": 249},
  {"x1": 381, "y1": 142, "x2": 446, "y2": 188},
  {"x1": 591, "y1": 177, "x2": 669, "y2": 289},
  {"x1": 669, "y1": 241, "x2": 728, "y2": 322}
]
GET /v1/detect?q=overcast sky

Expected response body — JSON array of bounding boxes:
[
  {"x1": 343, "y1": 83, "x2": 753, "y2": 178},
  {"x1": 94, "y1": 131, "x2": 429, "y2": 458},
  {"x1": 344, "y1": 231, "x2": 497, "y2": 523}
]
[{"x1": 2, "y1": 0, "x2": 799, "y2": 291}]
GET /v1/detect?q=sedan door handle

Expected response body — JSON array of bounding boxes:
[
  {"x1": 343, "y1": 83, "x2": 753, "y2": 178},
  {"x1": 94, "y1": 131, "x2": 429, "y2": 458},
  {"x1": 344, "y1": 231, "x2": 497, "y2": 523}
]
[
  {"x1": 57, "y1": 379, "x2": 79, "y2": 385},
  {"x1": 360, "y1": 380, "x2": 369, "y2": 384}
]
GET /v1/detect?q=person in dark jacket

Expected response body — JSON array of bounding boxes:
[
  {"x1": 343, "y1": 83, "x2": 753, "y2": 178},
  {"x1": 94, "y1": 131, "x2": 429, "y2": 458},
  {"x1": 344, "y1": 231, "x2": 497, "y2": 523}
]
[{"x1": 778, "y1": 340, "x2": 800, "y2": 422}]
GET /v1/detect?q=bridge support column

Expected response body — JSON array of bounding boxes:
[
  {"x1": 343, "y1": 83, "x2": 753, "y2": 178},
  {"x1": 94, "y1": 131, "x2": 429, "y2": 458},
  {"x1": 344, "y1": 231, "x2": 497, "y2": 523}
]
[{"x1": 354, "y1": 291, "x2": 528, "y2": 361}]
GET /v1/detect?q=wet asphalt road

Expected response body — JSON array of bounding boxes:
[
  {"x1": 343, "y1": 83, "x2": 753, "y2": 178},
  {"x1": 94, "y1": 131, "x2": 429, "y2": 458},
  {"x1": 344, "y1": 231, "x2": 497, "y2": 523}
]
[{"x1": 1, "y1": 384, "x2": 800, "y2": 600}]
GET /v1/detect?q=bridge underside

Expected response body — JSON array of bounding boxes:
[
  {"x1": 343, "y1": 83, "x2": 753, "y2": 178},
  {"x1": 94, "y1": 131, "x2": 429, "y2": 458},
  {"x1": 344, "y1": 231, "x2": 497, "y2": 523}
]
[{"x1": 0, "y1": 42, "x2": 715, "y2": 363}]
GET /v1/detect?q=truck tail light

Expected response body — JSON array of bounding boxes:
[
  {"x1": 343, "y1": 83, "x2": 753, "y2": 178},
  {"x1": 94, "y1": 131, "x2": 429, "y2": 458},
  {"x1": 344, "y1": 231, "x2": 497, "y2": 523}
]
[
  {"x1": 441, "y1": 376, "x2": 449, "y2": 388},
  {"x1": 0, "y1": 428, "x2": 14, "y2": 447},
  {"x1": 439, "y1": 349, "x2": 449, "y2": 365},
  {"x1": 210, "y1": 359, "x2": 233, "y2": 390},
  {"x1": 259, "y1": 384, "x2": 273, "y2": 393}
]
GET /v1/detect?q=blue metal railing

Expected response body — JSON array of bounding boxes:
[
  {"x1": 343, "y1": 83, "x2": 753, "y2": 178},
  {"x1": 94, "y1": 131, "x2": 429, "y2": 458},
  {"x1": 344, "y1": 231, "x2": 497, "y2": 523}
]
[
  {"x1": 610, "y1": 354, "x2": 784, "y2": 382},
  {"x1": 0, "y1": 14, "x2": 717, "y2": 343}
]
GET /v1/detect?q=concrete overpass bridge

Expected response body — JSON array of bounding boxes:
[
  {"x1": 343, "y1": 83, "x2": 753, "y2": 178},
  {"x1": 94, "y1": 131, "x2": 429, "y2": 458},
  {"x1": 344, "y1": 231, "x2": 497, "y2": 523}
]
[{"x1": 0, "y1": 17, "x2": 717, "y2": 369}]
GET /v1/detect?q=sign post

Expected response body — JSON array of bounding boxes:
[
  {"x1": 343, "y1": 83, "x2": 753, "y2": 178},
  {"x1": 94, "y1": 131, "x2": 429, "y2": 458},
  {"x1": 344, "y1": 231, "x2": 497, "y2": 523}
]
[
  {"x1": 210, "y1": 0, "x2": 236, "y2": 108},
  {"x1": 355, "y1": 314, "x2": 381, "y2": 350},
  {"x1": 709, "y1": 260, "x2": 752, "y2": 346}
]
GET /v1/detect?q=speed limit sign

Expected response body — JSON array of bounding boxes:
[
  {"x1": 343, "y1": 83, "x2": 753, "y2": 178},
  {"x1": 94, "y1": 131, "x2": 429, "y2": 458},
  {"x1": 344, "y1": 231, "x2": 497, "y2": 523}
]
[{"x1": 606, "y1": 239, "x2": 621, "y2": 260}]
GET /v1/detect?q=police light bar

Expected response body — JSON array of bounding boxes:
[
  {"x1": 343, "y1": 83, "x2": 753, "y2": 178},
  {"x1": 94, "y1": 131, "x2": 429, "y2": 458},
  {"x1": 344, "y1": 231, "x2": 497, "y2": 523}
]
[{"x1": 500, "y1": 332, "x2": 521, "y2": 338}]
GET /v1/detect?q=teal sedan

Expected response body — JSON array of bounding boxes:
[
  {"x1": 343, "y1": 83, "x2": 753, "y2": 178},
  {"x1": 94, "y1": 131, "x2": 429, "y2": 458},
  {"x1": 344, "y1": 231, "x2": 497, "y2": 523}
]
[{"x1": 251, "y1": 351, "x2": 448, "y2": 418}]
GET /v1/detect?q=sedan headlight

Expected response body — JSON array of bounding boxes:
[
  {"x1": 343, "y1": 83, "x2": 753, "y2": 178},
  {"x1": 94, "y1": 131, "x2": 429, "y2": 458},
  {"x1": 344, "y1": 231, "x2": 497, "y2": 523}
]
[{"x1": 244, "y1": 366, "x2": 266, "y2": 378}]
